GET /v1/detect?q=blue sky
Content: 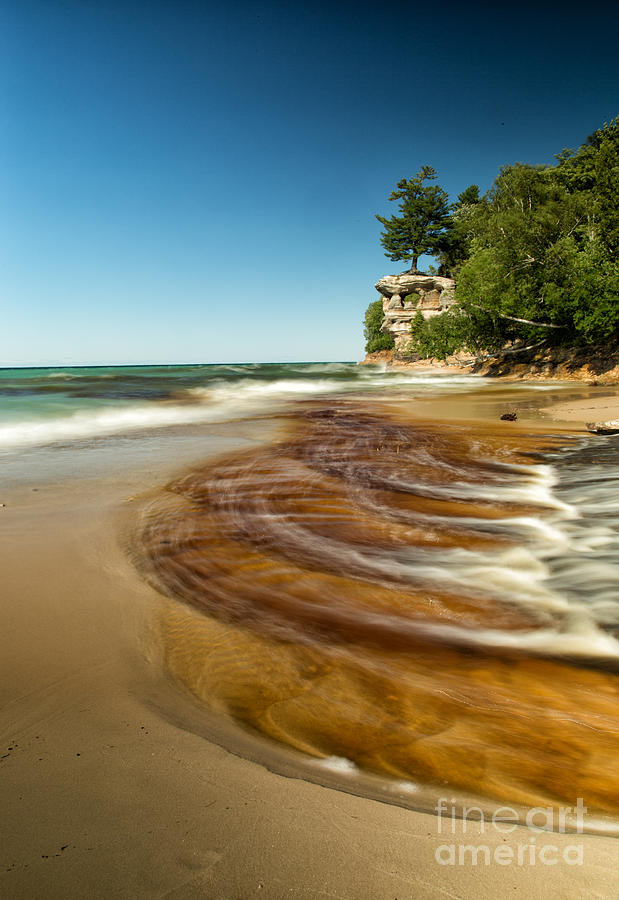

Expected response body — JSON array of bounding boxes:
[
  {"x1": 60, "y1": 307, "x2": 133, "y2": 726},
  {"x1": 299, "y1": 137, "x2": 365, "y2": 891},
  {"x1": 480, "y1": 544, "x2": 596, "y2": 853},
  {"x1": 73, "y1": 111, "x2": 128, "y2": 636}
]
[{"x1": 2, "y1": 0, "x2": 618, "y2": 365}]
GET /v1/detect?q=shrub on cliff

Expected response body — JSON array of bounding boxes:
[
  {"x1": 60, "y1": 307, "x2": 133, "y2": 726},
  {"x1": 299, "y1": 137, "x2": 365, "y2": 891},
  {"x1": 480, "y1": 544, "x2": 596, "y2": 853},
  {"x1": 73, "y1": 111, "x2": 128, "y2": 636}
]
[
  {"x1": 403, "y1": 291, "x2": 420, "y2": 305},
  {"x1": 364, "y1": 300, "x2": 394, "y2": 353},
  {"x1": 408, "y1": 308, "x2": 481, "y2": 360}
]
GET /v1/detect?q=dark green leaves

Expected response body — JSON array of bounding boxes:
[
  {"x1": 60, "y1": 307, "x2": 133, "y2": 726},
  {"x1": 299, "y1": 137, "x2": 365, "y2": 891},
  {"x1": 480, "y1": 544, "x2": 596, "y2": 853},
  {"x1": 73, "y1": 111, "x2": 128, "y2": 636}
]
[
  {"x1": 376, "y1": 167, "x2": 451, "y2": 272},
  {"x1": 364, "y1": 299, "x2": 394, "y2": 353},
  {"x1": 455, "y1": 143, "x2": 619, "y2": 346},
  {"x1": 369, "y1": 118, "x2": 619, "y2": 357}
]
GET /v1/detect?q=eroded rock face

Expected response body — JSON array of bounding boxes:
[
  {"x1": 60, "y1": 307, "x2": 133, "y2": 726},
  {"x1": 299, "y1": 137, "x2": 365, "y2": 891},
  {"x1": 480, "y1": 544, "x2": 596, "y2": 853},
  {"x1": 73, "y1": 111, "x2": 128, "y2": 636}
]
[{"x1": 375, "y1": 273, "x2": 456, "y2": 351}]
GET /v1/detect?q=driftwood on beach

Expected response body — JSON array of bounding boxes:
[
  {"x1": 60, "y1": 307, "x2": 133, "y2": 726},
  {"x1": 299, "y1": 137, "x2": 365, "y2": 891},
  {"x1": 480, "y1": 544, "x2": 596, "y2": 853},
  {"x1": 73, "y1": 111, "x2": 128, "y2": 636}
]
[{"x1": 586, "y1": 420, "x2": 619, "y2": 434}]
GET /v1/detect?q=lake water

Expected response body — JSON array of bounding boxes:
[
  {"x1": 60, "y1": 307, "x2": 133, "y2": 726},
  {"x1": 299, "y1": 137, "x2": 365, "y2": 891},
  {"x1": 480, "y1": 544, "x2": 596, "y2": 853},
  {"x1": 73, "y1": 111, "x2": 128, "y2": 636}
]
[{"x1": 3, "y1": 363, "x2": 618, "y2": 830}]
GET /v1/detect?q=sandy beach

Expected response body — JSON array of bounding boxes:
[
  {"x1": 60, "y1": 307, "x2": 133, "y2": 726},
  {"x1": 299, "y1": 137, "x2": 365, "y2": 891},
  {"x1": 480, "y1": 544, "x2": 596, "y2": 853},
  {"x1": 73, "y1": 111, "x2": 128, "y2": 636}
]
[
  {"x1": 2, "y1": 384, "x2": 619, "y2": 899},
  {"x1": 547, "y1": 393, "x2": 619, "y2": 425}
]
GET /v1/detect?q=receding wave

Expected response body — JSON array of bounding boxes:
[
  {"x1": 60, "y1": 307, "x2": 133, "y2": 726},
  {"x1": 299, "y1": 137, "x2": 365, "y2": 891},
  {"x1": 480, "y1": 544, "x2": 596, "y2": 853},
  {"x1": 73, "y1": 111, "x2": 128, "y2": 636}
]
[
  {"x1": 137, "y1": 399, "x2": 619, "y2": 823},
  {"x1": 0, "y1": 367, "x2": 483, "y2": 450},
  {"x1": 0, "y1": 403, "x2": 222, "y2": 450}
]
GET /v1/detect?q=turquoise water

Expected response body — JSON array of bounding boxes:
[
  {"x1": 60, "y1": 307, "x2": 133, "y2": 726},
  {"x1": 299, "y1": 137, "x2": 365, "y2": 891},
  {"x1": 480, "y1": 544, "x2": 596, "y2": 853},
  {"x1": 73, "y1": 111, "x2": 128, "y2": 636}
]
[{"x1": 0, "y1": 362, "x2": 477, "y2": 451}]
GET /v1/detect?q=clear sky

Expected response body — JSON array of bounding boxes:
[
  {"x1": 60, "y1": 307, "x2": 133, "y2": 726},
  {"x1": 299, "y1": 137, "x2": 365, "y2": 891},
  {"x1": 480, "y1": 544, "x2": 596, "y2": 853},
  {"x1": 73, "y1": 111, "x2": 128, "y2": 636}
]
[{"x1": 2, "y1": 0, "x2": 618, "y2": 365}]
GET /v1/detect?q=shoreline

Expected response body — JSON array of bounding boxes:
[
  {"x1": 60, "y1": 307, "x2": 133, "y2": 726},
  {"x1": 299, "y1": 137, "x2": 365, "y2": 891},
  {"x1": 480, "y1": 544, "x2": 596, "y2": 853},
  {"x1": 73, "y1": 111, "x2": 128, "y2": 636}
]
[
  {"x1": 361, "y1": 351, "x2": 619, "y2": 428},
  {"x1": 362, "y1": 344, "x2": 619, "y2": 387},
  {"x1": 2, "y1": 386, "x2": 618, "y2": 897}
]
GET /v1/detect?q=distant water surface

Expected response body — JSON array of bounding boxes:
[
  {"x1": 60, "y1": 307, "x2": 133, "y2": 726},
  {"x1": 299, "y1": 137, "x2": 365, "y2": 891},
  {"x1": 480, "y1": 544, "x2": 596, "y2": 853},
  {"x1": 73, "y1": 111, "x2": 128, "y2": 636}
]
[{"x1": 0, "y1": 362, "x2": 483, "y2": 451}]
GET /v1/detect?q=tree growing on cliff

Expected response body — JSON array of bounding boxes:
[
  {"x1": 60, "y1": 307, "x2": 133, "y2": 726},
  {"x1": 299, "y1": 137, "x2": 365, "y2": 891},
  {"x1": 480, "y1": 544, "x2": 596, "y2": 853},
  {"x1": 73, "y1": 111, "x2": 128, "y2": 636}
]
[
  {"x1": 437, "y1": 184, "x2": 481, "y2": 277},
  {"x1": 376, "y1": 166, "x2": 451, "y2": 274},
  {"x1": 455, "y1": 159, "x2": 619, "y2": 345}
]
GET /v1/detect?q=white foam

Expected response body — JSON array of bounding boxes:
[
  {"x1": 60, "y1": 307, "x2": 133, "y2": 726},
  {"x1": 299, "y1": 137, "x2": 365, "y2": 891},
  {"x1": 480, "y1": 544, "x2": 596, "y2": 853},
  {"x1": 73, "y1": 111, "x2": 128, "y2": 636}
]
[
  {"x1": 190, "y1": 377, "x2": 339, "y2": 401},
  {"x1": 313, "y1": 755, "x2": 359, "y2": 775},
  {"x1": 363, "y1": 373, "x2": 477, "y2": 387},
  {"x1": 0, "y1": 368, "x2": 513, "y2": 451},
  {"x1": 390, "y1": 781, "x2": 420, "y2": 794},
  {"x1": 409, "y1": 617, "x2": 619, "y2": 660},
  {"x1": 0, "y1": 377, "x2": 342, "y2": 450},
  {"x1": 0, "y1": 403, "x2": 231, "y2": 450}
]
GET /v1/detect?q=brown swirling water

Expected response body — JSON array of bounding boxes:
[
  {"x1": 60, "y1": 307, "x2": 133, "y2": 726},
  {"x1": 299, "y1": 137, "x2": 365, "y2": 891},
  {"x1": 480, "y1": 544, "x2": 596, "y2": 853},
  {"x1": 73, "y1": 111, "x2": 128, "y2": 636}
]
[{"x1": 138, "y1": 398, "x2": 619, "y2": 822}]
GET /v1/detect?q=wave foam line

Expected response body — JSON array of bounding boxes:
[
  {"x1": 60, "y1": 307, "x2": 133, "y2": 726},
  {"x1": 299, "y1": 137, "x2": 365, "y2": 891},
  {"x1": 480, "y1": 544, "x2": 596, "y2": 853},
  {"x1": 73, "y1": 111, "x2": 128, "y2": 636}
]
[
  {"x1": 0, "y1": 403, "x2": 233, "y2": 450},
  {"x1": 0, "y1": 378, "x2": 349, "y2": 450}
]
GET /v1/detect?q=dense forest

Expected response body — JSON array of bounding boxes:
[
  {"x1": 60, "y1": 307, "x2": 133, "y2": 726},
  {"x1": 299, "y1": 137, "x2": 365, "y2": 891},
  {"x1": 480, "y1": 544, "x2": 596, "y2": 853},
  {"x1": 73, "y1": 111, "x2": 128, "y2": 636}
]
[{"x1": 365, "y1": 118, "x2": 619, "y2": 358}]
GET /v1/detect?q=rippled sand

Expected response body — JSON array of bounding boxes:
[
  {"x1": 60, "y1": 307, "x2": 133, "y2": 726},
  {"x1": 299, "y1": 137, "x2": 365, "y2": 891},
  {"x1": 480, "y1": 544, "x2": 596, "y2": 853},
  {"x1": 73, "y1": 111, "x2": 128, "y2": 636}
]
[{"x1": 138, "y1": 399, "x2": 619, "y2": 820}]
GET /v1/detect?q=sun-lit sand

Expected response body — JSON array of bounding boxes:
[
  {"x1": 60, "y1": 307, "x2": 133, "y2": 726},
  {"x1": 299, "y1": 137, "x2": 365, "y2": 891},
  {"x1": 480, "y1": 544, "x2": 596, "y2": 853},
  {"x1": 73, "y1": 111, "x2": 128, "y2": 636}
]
[{"x1": 547, "y1": 393, "x2": 619, "y2": 424}]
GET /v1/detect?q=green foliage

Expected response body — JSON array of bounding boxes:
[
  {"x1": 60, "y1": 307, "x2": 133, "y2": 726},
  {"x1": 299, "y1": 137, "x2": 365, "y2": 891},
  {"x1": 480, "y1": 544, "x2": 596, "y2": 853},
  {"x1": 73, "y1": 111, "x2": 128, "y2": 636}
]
[
  {"x1": 567, "y1": 243, "x2": 619, "y2": 342},
  {"x1": 363, "y1": 299, "x2": 394, "y2": 353},
  {"x1": 376, "y1": 166, "x2": 451, "y2": 272},
  {"x1": 408, "y1": 309, "x2": 479, "y2": 360},
  {"x1": 457, "y1": 166, "x2": 580, "y2": 328},
  {"x1": 437, "y1": 184, "x2": 481, "y2": 278},
  {"x1": 595, "y1": 136, "x2": 619, "y2": 255},
  {"x1": 403, "y1": 292, "x2": 420, "y2": 305},
  {"x1": 410, "y1": 310, "x2": 426, "y2": 338},
  {"x1": 555, "y1": 118, "x2": 619, "y2": 198},
  {"x1": 366, "y1": 117, "x2": 619, "y2": 355},
  {"x1": 455, "y1": 144, "x2": 619, "y2": 346},
  {"x1": 457, "y1": 184, "x2": 481, "y2": 206}
]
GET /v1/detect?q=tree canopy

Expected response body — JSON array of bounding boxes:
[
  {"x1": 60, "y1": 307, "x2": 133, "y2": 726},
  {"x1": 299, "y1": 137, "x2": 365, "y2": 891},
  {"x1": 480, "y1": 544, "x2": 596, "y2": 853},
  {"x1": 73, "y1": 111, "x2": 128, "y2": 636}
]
[
  {"x1": 436, "y1": 183, "x2": 480, "y2": 277},
  {"x1": 455, "y1": 120, "x2": 619, "y2": 347},
  {"x1": 373, "y1": 117, "x2": 619, "y2": 359},
  {"x1": 375, "y1": 166, "x2": 451, "y2": 273}
]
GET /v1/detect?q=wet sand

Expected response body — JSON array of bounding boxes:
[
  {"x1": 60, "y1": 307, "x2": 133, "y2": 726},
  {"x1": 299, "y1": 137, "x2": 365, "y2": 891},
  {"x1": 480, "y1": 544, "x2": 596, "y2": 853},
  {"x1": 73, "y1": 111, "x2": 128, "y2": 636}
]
[
  {"x1": 1, "y1": 386, "x2": 618, "y2": 898},
  {"x1": 547, "y1": 392, "x2": 619, "y2": 424}
]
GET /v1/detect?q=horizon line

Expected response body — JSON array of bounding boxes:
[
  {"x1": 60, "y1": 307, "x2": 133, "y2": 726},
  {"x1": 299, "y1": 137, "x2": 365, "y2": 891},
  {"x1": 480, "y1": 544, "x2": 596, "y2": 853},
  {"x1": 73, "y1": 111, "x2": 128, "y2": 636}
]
[{"x1": 0, "y1": 358, "x2": 359, "y2": 370}]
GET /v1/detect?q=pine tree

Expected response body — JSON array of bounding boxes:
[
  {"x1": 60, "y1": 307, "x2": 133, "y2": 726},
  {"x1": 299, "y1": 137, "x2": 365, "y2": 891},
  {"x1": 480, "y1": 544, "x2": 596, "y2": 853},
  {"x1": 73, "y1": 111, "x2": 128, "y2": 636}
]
[{"x1": 375, "y1": 166, "x2": 451, "y2": 273}]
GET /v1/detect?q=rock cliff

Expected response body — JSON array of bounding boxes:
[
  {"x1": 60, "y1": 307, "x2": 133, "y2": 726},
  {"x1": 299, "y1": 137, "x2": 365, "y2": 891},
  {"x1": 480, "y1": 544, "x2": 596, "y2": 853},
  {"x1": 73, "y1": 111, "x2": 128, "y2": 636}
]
[{"x1": 375, "y1": 273, "x2": 456, "y2": 351}]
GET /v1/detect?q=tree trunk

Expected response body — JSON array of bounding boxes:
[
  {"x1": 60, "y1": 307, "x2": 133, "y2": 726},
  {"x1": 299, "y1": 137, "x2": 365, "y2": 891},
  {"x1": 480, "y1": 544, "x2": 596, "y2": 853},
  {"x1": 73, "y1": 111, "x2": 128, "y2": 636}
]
[
  {"x1": 405, "y1": 255, "x2": 419, "y2": 274},
  {"x1": 470, "y1": 303, "x2": 564, "y2": 329}
]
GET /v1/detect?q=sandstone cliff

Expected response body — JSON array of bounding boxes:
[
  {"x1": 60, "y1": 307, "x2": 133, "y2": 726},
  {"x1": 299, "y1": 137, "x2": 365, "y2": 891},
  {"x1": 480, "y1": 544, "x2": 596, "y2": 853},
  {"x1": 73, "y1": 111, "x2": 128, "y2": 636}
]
[{"x1": 374, "y1": 273, "x2": 456, "y2": 352}]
